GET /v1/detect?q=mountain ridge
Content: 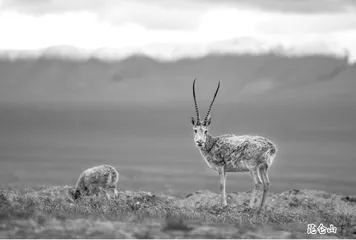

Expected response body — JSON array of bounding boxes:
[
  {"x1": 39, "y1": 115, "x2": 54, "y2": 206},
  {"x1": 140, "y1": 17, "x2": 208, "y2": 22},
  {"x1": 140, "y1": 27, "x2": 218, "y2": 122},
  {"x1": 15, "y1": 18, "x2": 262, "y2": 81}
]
[{"x1": 0, "y1": 50, "x2": 354, "y2": 107}]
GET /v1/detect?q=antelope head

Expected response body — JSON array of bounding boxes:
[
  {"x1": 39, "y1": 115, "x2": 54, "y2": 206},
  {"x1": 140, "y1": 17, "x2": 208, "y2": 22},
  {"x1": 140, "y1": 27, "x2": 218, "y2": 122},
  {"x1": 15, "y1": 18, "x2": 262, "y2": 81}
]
[
  {"x1": 68, "y1": 188, "x2": 81, "y2": 200},
  {"x1": 191, "y1": 79, "x2": 220, "y2": 148}
]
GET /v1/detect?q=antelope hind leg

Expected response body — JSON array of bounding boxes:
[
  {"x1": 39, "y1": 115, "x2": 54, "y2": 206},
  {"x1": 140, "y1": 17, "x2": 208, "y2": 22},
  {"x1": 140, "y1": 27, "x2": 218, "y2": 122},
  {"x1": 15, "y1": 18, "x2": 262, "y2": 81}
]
[
  {"x1": 259, "y1": 166, "x2": 270, "y2": 209},
  {"x1": 249, "y1": 169, "x2": 262, "y2": 209}
]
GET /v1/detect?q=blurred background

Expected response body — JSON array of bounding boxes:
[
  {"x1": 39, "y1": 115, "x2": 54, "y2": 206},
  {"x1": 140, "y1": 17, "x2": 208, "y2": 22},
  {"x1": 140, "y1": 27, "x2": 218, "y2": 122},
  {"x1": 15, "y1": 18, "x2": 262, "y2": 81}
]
[{"x1": 0, "y1": 0, "x2": 355, "y2": 195}]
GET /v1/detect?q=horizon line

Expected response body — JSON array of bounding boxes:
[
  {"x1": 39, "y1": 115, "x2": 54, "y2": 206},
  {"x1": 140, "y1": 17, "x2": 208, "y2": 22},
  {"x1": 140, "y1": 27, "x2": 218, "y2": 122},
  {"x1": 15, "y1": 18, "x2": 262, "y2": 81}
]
[{"x1": 0, "y1": 44, "x2": 351, "y2": 63}]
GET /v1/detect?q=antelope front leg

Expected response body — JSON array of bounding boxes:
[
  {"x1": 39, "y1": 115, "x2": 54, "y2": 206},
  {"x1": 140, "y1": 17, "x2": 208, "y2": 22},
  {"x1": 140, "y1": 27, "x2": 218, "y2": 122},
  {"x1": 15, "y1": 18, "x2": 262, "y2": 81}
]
[
  {"x1": 113, "y1": 188, "x2": 119, "y2": 198},
  {"x1": 108, "y1": 187, "x2": 119, "y2": 200},
  {"x1": 219, "y1": 167, "x2": 227, "y2": 206}
]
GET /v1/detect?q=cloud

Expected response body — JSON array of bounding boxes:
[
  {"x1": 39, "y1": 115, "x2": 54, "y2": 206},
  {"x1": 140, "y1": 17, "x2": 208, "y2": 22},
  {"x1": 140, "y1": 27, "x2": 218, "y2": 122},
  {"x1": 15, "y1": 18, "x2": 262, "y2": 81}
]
[
  {"x1": 194, "y1": 0, "x2": 356, "y2": 13},
  {"x1": 0, "y1": 11, "x2": 155, "y2": 50},
  {"x1": 0, "y1": 0, "x2": 355, "y2": 62},
  {"x1": 1, "y1": 0, "x2": 108, "y2": 14},
  {"x1": 4, "y1": 0, "x2": 356, "y2": 14},
  {"x1": 195, "y1": 7, "x2": 356, "y2": 56},
  {"x1": 98, "y1": 1, "x2": 204, "y2": 30},
  {"x1": 1, "y1": 0, "x2": 206, "y2": 30}
]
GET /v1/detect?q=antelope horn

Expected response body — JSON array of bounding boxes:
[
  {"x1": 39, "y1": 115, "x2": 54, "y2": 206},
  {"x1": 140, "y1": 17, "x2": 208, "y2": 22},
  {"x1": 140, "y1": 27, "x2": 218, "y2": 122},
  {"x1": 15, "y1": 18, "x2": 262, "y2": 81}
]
[
  {"x1": 192, "y1": 79, "x2": 200, "y2": 123},
  {"x1": 204, "y1": 81, "x2": 220, "y2": 124}
]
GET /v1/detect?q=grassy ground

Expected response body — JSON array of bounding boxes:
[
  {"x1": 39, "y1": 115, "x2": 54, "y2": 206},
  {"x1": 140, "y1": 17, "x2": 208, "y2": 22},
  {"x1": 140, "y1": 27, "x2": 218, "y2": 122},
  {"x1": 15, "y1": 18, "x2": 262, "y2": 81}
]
[{"x1": 0, "y1": 186, "x2": 355, "y2": 238}]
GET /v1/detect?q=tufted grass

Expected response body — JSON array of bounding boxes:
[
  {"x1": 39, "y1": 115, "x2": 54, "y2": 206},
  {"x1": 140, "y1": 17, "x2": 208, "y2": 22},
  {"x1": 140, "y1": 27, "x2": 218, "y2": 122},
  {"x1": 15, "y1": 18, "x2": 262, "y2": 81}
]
[{"x1": 0, "y1": 186, "x2": 355, "y2": 238}]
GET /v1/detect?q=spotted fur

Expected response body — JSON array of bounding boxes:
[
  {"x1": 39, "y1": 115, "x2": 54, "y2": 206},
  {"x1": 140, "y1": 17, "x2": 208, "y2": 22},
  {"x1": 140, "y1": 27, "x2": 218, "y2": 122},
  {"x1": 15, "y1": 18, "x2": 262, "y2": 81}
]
[{"x1": 68, "y1": 164, "x2": 119, "y2": 200}]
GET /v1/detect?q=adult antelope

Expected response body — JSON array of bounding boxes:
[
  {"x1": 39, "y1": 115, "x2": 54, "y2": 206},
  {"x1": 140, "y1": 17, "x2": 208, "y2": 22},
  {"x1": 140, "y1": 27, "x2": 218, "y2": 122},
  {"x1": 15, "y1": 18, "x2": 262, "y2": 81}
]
[{"x1": 190, "y1": 79, "x2": 277, "y2": 210}]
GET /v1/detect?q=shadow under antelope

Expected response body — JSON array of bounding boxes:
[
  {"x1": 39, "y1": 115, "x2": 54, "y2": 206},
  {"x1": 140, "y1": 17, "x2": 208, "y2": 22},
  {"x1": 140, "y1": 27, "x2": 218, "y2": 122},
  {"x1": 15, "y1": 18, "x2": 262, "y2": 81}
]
[{"x1": 190, "y1": 79, "x2": 277, "y2": 210}]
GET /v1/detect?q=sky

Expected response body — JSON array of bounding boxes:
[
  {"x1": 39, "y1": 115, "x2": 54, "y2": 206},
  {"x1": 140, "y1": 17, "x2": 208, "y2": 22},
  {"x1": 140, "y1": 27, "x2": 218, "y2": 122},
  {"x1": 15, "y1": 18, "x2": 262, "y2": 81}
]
[{"x1": 0, "y1": 0, "x2": 356, "y2": 60}]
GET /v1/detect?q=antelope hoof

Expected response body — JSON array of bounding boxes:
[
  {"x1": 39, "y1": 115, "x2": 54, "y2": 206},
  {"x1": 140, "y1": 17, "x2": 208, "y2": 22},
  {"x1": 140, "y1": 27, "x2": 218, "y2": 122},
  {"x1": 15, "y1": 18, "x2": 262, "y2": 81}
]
[
  {"x1": 257, "y1": 205, "x2": 266, "y2": 213},
  {"x1": 244, "y1": 207, "x2": 254, "y2": 213},
  {"x1": 245, "y1": 206, "x2": 258, "y2": 214}
]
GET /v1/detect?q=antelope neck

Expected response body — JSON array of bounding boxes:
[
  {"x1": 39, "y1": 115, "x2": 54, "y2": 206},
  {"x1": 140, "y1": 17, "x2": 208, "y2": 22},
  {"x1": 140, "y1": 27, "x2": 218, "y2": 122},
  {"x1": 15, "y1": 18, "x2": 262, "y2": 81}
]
[{"x1": 200, "y1": 133, "x2": 216, "y2": 153}]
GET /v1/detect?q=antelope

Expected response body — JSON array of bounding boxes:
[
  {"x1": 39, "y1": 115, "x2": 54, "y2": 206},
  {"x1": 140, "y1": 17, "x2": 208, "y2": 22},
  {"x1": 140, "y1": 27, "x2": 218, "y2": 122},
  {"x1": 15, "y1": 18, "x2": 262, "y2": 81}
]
[
  {"x1": 68, "y1": 164, "x2": 119, "y2": 201},
  {"x1": 190, "y1": 79, "x2": 277, "y2": 210}
]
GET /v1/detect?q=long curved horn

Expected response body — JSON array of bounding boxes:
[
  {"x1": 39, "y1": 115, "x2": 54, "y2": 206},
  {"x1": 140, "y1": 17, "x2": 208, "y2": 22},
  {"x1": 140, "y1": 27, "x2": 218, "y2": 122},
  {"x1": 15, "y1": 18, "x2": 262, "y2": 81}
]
[
  {"x1": 192, "y1": 79, "x2": 200, "y2": 123},
  {"x1": 204, "y1": 81, "x2": 220, "y2": 124}
]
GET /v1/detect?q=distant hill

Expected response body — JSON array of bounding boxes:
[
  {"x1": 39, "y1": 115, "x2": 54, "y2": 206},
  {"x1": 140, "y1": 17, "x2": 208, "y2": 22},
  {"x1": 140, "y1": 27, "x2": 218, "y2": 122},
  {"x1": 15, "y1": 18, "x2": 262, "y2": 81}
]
[{"x1": 0, "y1": 50, "x2": 354, "y2": 107}]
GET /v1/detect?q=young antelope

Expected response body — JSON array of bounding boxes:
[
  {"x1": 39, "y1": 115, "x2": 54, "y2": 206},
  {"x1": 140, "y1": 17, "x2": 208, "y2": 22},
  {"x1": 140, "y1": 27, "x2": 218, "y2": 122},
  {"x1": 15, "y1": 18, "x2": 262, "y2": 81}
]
[{"x1": 68, "y1": 164, "x2": 119, "y2": 200}]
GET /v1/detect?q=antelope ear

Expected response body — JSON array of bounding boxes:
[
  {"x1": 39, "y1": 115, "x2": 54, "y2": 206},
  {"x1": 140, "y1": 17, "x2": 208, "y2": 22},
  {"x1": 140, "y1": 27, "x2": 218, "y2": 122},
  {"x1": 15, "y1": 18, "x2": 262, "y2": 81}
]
[
  {"x1": 205, "y1": 114, "x2": 212, "y2": 126},
  {"x1": 191, "y1": 117, "x2": 195, "y2": 126}
]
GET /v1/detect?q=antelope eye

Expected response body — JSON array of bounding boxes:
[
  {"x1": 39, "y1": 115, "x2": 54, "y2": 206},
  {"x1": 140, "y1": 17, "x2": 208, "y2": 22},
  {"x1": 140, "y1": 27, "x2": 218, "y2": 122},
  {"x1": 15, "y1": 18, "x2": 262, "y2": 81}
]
[
  {"x1": 204, "y1": 131, "x2": 207, "y2": 134},
  {"x1": 194, "y1": 130, "x2": 197, "y2": 133}
]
